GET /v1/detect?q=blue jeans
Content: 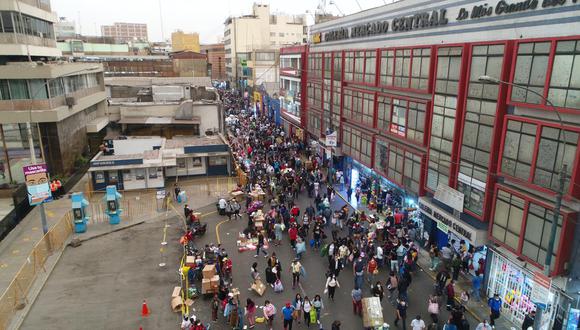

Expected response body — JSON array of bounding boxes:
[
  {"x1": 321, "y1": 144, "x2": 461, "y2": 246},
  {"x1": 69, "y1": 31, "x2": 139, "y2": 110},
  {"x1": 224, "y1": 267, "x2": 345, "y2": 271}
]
[{"x1": 354, "y1": 274, "x2": 364, "y2": 290}]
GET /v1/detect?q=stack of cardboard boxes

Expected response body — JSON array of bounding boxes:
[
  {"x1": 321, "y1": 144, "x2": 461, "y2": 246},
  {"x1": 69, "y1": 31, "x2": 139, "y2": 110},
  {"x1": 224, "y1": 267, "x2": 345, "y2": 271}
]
[{"x1": 201, "y1": 264, "x2": 220, "y2": 294}]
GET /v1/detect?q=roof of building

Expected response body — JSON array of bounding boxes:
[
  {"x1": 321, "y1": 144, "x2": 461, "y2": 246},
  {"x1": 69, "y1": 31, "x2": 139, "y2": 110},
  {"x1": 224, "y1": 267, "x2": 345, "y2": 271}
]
[
  {"x1": 117, "y1": 117, "x2": 201, "y2": 125},
  {"x1": 165, "y1": 135, "x2": 227, "y2": 149}
]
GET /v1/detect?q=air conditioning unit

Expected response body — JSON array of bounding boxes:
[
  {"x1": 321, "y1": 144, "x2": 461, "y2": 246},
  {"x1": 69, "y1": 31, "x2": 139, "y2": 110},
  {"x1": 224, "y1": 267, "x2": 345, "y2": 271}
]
[{"x1": 65, "y1": 96, "x2": 76, "y2": 107}]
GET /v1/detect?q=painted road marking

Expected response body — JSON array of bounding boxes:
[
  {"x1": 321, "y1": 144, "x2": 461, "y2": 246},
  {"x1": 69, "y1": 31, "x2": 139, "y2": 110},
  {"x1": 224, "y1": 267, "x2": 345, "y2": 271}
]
[
  {"x1": 215, "y1": 219, "x2": 230, "y2": 244},
  {"x1": 22, "y1": 237, "x2": 30, "y2": 242},
  {"x1": 12, "y1": 250, "x2": 19, "y2": 254}
]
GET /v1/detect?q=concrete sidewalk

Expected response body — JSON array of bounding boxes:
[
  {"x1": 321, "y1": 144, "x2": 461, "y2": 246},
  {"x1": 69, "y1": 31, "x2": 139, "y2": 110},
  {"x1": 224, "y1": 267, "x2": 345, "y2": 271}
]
[{"x1": 332, "y1": 185, "x2": 517, "y2": 329}]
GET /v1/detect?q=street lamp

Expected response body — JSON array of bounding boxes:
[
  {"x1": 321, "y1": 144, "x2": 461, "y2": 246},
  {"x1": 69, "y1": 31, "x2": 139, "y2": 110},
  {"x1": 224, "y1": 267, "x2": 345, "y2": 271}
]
[
  {"x1": 478, "y1": 75, "x2": 568, "y2": 277},
  {"x1": 26, "y1": 65, "x2": 100, "y2": 234}
]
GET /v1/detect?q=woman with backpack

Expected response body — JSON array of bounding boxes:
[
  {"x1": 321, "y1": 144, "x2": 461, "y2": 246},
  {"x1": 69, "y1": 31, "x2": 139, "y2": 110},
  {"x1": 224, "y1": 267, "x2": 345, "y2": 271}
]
[
  {"x1": 324, "y1": 274, "x2": 340, "y2": 301},
  {"x1": 428, "y1": 294, "x2": 440, "y2": 325}
]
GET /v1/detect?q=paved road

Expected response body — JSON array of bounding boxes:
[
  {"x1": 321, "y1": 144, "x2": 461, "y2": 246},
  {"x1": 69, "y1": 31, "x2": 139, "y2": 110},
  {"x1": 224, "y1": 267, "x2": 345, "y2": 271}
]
[{"x1": 19, "y1": 185, "x2": 478, "y2": 329}]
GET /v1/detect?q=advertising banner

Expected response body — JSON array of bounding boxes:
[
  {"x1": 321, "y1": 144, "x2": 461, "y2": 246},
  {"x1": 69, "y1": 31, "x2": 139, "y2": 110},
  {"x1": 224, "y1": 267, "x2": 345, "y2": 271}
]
[{"x1": 23, "y1": 164, "x2": 52, "y2": 206}]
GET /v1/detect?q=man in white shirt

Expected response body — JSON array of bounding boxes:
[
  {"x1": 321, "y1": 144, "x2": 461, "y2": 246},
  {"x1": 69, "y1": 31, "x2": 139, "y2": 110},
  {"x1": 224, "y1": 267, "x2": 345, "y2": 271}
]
[{"x1": 410, "y1": 315, "x2": 425, "y2": 330}]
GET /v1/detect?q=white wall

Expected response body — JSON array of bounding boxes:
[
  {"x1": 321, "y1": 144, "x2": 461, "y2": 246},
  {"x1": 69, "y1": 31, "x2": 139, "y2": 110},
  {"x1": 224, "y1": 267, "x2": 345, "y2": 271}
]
[
  {"x1": 113, "y1": 138, "x2": 163, "y2": 155},
  {"x1": 192, "y1": 104, "x2": 220, "y2": 134}
]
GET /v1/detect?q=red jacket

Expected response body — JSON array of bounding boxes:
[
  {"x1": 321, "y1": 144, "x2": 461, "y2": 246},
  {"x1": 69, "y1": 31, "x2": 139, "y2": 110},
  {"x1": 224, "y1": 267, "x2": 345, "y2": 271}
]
[{"x1": 289, "y1": 227, "x2": 298, "y2": 240}]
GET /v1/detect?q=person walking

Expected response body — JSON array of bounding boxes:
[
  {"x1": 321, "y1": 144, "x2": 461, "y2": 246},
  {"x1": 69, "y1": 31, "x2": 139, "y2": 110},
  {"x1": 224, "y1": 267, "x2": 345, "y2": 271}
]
[
  {"x1": 293, "y1": 294, "x2": 304, "y2": 325},
  {"x1": 353, "y1": 255, "x2": 365, "y2": 290},
  {"x1": 411, "y1": 315, "x2": 426, "y2": 330},
  {"x1": 312, "y1": 294, "x2": 324, "y2": 322},
  {"x1": 303, "y1": 296, "x2": 313, "y2": 327},
  {"x1": 475, "y1": 319, "x2": 493, "y2": 330},
  {"x1": 522, "y1": 310, "x2": 536, "y2": 330},
  {"x1": 472, "y1": 274, "x2": 483, "y2": 301},
  {"x1": 429, "y1": 244, "x2": 440, "y2": 271},
  {"x1": 282, "y1": 302, "x2": 295, "y2": 330},
  {"x1": 394, "y1": 299, "x2": 408, "y2": 329},
  {"x1": 428, "y1": 294, "x2": 440, "y2": 325},
  {"x1": 325, "y1": 274, "x2": 340, "y2": 301},
  {"x1": 488, "y1": 293, "x2": 502, "y2": 328},
  {"x1": 372, "y1": 281, "x2": 385, "y2": 302},
  {"x1": 254, "y1": 232, "x2": 268, "y2": 258},
  {"x1": 291, "y1": 259, "x2": 303, "y2": 289},
  {"x1": 367, "y1": 257, "x2": 378, "y2": 286},
  {"x1": 446, "y1": 280, "x2": 456, "y2": 310},
  {"x1": 262, "y1": 300, "x2": 277, "y2": 330},
  {"x1": 245, "y1": 298, "x2": 257, "y2": 329},
  {"x1": 387, "y1": 271, "x2": 398, "y2": 302},
  {"x1": 351, "y1": 286, "x2": 363, "y2": 316}
]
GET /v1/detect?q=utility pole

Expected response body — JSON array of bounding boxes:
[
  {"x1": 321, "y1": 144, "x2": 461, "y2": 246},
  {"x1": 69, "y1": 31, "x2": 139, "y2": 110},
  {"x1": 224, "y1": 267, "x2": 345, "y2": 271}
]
[{"x1": 544, "y1": 164, "x2": 567, "y2": 276}]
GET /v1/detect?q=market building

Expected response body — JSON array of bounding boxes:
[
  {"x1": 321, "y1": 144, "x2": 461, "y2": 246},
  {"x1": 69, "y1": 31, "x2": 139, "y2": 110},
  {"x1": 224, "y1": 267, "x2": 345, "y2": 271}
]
[
  {"x1": 306, "y1": 0, "x2": 580, "y2": 327},
  {"x1": 279, "y1": 45, "x2": 307, "y2": 138}
]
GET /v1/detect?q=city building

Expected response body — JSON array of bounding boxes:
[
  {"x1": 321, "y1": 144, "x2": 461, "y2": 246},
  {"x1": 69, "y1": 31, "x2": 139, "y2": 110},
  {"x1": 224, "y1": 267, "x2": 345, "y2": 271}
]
[
  {"x1": 279, "y1": 45, "x2": 306, "y2": 137},
  {"x1": 0, "y1": 0, "x2": 108, "y2": 234},
  {"x1": 223, "y1": 3, "x2": 307, "y2": 84},
  {"x1": 201, "y1": 43, "x2": 226, "y2": 80},
  {"x1": 88, "y1": 134, "x2": 230, "y2": 191},
  {"x1": 170, "y1": 51, "x2": 209, "y2": 77},
  {"x1": 171, "y1": 30, "x2": 200, "y2": 53},
  {"x1": 101, "y1": 22, "x2": 148, "y2": 43},
  {"x1": 305, "y1": 0, "x2": 580, "y2": 328},
  {"x1": 54, "y1": 17, "x2": 76, "y2": 40}
]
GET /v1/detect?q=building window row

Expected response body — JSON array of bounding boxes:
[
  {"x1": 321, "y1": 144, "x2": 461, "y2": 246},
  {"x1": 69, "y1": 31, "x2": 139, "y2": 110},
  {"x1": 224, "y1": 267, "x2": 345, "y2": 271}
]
[
  {"x1": 0, "y1": 73, "x2": 100, "y2": 100},
  {"x1": 376, "y1": 94, "x2": 427, "y2": 146},
  {"x1": 308, "y1": 110, "x2": 321, "y2": 137},
  {"x1": 342, "y1": 124, "x2": 372, "y2": 166},
  {"x1": 374, "y1": 138, "x2": 423, "y2": 196},
  {"x1": 342, "y1": 88, "x2": 374, "y2": 127},
  {"x1": 307, "y1": 81, "x2": 321, "y2": 110},
  {"x1": 491, "y1": 188, "x2": 563, "y2": 271},
  {"x1": 308, "y1": 53, "x2": 323, "y2": 80},
  {"x1": 380, "y1": 47, "x2": 431, "y2": 91},
  {"x1": 512, "y1": 39, "x2": 580, "y2": 110},
  {"x1": 500, "y1": 118, "x2": 579, "y2": 196},
  {"x1": 344, "y1": 50, "x2": 376, "y2": 85},
  {"x1": 0, "y1": 11, "x2": 54, "y2": 39}
]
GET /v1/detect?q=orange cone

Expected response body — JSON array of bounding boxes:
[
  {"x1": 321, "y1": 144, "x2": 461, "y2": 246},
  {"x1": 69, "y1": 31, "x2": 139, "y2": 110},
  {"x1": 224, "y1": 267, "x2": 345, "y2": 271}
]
[{"x1": 141, "y1": 300, "x2": 150, "y2": 317}]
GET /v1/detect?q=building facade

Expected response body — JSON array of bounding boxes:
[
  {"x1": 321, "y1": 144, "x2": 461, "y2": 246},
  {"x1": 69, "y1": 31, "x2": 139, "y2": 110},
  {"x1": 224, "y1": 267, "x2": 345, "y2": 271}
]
[
  {"x1": 54, "y1": 17, "x2": 76, "y2": 40},
  {"x1": 171, "y1": 30, "x2": 201, "y2": 53},
  {"x1": 0, "y1": 0, "x2": 108, "y2": 237},
  {"x1": 201, "y1": 43, "x2": 226, "y2": 80},
  {"x1": 306, "y1": 0, "x2": 580, "y2": 328},
  {"x1": 279, "y1": 45, "x2": 307, "y2": 137},
  {"x1": 223, "y1": 3, "x2": 307, "y2": 84},
  {"x1": 101, "y1": 22, "x2": 148, "y2": 43}
]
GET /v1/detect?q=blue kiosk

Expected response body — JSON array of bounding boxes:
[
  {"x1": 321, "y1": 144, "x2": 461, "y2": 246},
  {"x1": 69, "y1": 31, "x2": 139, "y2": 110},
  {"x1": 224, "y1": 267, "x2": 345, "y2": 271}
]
[
  {"x1": 71, "y1": 192, "x2": 90, "y2": 233},
  {"x1": 104, "y1": 185, "x2": 123, "y2": 225}
]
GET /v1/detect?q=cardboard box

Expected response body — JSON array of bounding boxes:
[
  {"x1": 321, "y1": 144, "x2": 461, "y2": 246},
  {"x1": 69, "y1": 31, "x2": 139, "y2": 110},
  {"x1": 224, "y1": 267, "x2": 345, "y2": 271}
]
[
  {"x1": 202, "y1": 278, "x2": 212, "y2": 291},
  {"x1": 362, "y1": 297, "x2": 383, "y2": 328},
  {"x1": 210, "y1": 275, "x2": 220, "y2": 287},
  {"x1": 171, "y1": 296, "x2": 183, "y2": 312},
  {"x1": 251, "y1": 279, "x2": 266, "y2": 296},
  {"x1": 185, "y1": 256, "x2": 195, "y2": 267},
  {"x1": 172, "y1": 286, "x2": 182, "y2": 298},
  {"x1": 202, "y1": 264, "x2": 216, "y2": 279}
]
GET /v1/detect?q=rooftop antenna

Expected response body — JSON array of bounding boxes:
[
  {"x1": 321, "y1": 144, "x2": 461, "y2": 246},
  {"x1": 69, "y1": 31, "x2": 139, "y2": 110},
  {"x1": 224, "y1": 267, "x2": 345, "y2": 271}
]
[{"x1": 158, "y1": 0, "x2": 165, "y2": 41}]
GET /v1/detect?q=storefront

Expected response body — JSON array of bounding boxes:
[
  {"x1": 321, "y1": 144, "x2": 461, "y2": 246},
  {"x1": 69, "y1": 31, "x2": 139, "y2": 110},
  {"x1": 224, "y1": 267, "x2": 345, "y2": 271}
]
[
  {"x1": 90, "y1": 157, "x2": 165, "y2": 191},
  {"x1": 418, "y1": 197, "x2": 488, "y2": 272},
  {"x1": 486, "y1": 250, "x2": 565, "y2": 328}
]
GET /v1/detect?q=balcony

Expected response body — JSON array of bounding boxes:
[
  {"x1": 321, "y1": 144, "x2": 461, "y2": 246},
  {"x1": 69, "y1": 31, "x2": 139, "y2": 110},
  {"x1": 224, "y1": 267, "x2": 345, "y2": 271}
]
[
  {"x1": 0, "y1": 86, "x2": 103, "y2": 112},
  {"x1": 19, "y1": 0, "x2": 51, "y2": 12},
  {"x1": 0, "y1": 33, "x2": 56, "y2": 48}
]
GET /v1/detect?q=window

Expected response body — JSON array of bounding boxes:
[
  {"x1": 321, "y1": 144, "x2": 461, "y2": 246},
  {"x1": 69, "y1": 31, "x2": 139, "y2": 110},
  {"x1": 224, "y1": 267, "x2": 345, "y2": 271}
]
[
  {"x1": 342, "y1": 125, "x2": 373, "y2": 166},
  {"x1": 8, "y1": 80, "x2": 29, "y2": 99},
  {"x1": 279, "y1": 33, "x2": 284, "y2": 37},
  {"x1": 308, "y1": 110, "x2": 322, "y2": 137},
  {"x1": 427, "y1": 47, "x2": 463, "y2": 191},
  {"x1": 0, "y1": 11, "x2": 53, "y2": 38},
  {"x1": 342, "y1": 88, "x2": 374, "y2": 127},
  {"x1": 350, "y1": 50, "x2": 376, "y2": 84},
  {"x1": 28, "y1": 79, "x2": 48, "y2": 99},
  {"x1": 344, "y1": 51, "x2": 354, "y2": 82},
  {"x1": 548, "y1": 39, "x2": 580, "y2": 109},
  {"x1": 380, "y1": 47, "x2": 431, "y2": 91},
  {"x1": 492, "y1": 189, "x2": 525, "y2": 251},
  {"x1": 354, "y1": 51, "x2": 364, "y2": 82},
  {"x1": 379, "y1": 50, "x2": 394, "y2": 86},
  {"x1": 209, "y1": 157, "x2": 227, "y2": 166},
  {"x1": 374, "y1": 139, "x2": 422, "y2": 195},
  {"x1": 331, "y1": 80, "x2": 341, "y2": 133},
  {"x1": 391, "y1": 100, "x2": 407, "y2": 137},
  {"x1": 458, "y1": 44, "x2": 504, "y2": 216},
  {"x1": 307, "y1": 82, "x2": 321, "y2": 110},
  {"x1": 533, "y1": 126, "x2": 578, "y2": 192},
  {"x1": 308, "y1": 53, "x2": 323, "y2": 80},
  {"x1": 333, "y1": 52, "x2": 342, "y2": 81},
  {"x1": 364, "y1": 51, "x2": 376, "y2": 84},
  {"x1": 322, "y1": 79, "x2": 331, "y2": 131},
  {"x1": 522, "y1": 202, "x2": 562, "y2": 269},
  {"x1": 512, "y1": 41, "x2": 550, "y2": 104},
  {"x1": 324, "y1": 55, "x2": 331, "y2": 79},
  {"x1": 394, "y1": 49, "x2": 411, "y2": 88},
  {"x1": 501, "y1": 118, "x2": 579, "y2": 196}
]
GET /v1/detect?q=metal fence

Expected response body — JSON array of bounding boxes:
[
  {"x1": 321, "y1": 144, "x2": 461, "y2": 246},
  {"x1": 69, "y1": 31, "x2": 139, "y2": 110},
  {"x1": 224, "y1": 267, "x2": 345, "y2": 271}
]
[{"x1": 0, "y1": 211, "x2": 73, "y2": 330}]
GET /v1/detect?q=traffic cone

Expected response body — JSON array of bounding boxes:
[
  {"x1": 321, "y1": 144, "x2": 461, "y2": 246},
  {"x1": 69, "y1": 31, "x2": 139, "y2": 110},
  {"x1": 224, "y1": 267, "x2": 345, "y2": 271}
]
[{"x1": 141, "y1": 300, "x2": 150, "y2": 317}]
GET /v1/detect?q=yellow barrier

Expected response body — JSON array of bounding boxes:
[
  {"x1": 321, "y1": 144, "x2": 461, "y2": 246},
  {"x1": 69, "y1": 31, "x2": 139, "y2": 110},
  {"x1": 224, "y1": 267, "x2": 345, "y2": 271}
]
[{"x1": 0, "y1": 212, "x2": 73, "y2": 330}]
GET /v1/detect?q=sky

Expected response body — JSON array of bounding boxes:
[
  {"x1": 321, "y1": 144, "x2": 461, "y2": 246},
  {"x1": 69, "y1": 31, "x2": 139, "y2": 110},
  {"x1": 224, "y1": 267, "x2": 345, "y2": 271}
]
[{"x1": 50, "y1": 0, "x2": 390, "y2": 43}]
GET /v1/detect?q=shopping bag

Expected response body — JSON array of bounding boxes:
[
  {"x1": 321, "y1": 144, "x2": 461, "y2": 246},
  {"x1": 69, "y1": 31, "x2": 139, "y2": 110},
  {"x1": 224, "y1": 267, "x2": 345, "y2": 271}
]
[
  {"x1": 310, "y1": 309, "x2": 317, "y2": 323},
  {"x1": 310, "y1": 239, "x2": 315, "y2": 248},
  {"x1": 255, "y1": 317, "x2": 265, "y2": 323},
  {"x1": 320, "y1": 244, "x2": 329, "y2": 257},
  {"x1": 274, "y1": 280, "x2": 284, "y2": 293}
]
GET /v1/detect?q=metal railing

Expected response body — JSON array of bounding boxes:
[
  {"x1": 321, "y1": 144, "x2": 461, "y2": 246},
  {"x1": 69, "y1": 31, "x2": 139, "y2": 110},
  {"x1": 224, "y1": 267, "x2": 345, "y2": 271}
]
[{"x1": 0, "y1": 211, "x2": 73, "y2": 330}]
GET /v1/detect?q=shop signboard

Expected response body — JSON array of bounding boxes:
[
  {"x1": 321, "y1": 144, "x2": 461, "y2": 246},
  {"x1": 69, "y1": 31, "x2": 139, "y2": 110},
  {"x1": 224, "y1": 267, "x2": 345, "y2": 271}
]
[
  {"x1": 325, "y1": 131, "x2": 337, "y2": 147},
  {"x1": 531, "y1": 271, "x2": 552, "y2": 307},
  {"x1": 418, "y1": 197, "x2": 486, "y2": 246},
  {"x1": 434, "y1": 184, "x2": 464, "y2": 212},
  {"x1": 23, "y1": 164, "x2": 52, "y2": 206}
]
